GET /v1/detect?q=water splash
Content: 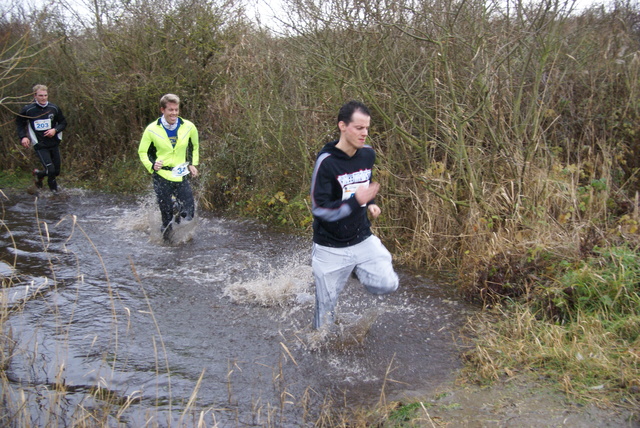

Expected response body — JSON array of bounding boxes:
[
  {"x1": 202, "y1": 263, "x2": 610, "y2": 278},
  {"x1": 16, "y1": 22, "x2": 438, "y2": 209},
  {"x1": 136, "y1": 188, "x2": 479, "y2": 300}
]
[
  {"x1": 223, "y1": 262, "x2": 314, "y2": 308},
  {"x1": 114, "y1": 192, "x2": 203, "y2": 244},
  {"x1": 114, "y1": 193, "x2": 158, "y2": 234},
  {"x1": 223, "y1": 256, "x2": 397, "y2": 351},
  {"x1": 303, "y1": 307, "x2": 381, "y2": 351},
  {"x1": 166, "y1": 216, "x2": 201, "y2": 245}
]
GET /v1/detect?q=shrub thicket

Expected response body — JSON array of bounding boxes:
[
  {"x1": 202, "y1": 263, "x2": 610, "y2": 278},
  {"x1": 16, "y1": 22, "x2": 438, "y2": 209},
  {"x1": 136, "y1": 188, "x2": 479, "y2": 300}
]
[{"x1": 2, "y1": 0, "x2": 639, "y2": 286}]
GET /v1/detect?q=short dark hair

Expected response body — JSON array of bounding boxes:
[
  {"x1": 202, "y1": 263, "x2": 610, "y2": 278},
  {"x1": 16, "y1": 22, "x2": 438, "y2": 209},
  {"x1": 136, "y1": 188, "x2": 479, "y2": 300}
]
[{"x1": 337, "y1": 100, "x2": 370, "y2": 125}]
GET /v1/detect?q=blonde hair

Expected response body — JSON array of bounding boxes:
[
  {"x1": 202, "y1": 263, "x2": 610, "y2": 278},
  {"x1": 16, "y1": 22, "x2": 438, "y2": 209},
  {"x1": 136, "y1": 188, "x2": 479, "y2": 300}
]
[
  {"x1": 33, "y1": 84, "x2": 48, "y2": 93},
  {"x1": 160, "y1": 93, "x2": 180, "y2": 108}
]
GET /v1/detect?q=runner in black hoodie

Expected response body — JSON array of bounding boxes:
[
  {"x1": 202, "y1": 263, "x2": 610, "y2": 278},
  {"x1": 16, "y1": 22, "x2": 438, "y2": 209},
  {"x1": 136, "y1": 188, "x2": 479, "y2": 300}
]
[{"x1": 310, "y1": 101, "x2": 399, "y2": 329}]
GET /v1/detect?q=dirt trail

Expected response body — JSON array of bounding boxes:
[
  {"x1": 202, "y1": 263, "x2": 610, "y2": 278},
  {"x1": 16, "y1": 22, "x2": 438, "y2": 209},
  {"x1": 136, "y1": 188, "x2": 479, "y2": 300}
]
[{"x1": 389, "y1": 376, "x2": 639, "y2": 427}]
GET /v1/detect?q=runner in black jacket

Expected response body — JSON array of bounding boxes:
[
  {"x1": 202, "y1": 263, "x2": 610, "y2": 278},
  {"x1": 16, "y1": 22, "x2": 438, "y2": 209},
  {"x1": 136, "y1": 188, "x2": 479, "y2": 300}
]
[
  {"x1": 310, "y1": 101, "x2": 399, "y2": 329},
  {"x1": 311, "y1": 140, "x2": 376, "y2": 247},
  {"x1": 16, "y1": 84, "x2": 67, "y2": 192}
]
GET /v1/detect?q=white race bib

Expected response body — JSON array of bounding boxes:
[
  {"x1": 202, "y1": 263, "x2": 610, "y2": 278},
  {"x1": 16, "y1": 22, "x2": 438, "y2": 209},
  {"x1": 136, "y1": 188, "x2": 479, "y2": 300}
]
[
  {"x1": 171, "y1": 162, "x2": 190, "y2": 177},
  {"x1": 34, "y1": 119, "x2": 52, "y2": 131}
]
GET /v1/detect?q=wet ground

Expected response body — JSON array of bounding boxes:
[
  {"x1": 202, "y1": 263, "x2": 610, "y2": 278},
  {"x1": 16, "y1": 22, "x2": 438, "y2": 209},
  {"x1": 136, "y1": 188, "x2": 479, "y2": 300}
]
[{"x1": 0, "y1": 188, "x2": 476, "y2": 426}]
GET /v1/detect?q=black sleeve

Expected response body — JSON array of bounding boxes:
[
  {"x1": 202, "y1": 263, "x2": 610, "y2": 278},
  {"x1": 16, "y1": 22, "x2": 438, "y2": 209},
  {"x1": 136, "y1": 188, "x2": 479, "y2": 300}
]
[
  {"x1": 16, "y1": 106, "x2": 29, "y2": 140},
  {"x1": 54, "y1": 106, "x2": 67, "y2": 133}
]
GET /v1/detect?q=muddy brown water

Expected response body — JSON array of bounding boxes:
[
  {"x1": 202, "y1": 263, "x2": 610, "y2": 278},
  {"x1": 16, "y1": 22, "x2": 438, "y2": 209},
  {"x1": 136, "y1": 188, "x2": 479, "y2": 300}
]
[{"x1": 0, "y1": 188, "x2": 476, "y2": 427}]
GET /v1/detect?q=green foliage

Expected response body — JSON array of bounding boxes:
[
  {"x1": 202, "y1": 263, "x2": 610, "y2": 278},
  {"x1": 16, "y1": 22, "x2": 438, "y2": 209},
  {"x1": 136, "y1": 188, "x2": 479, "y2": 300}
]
[
  {"x1": 464, "y1": 245, "x2": 640, "y2": 404},
  {"x1": 237, "y1": 190, "x2": 312, "y2": 229},
  {"x1": 386, "y1": 402, "x2": 425, "y2": 424},
  {"x1": 552, "y1": 246, "x2": 640, "y2": 333},
  {"x1": 0, "y1": 169, "x2": 32, "y2": 189},
  {"x1": 92, "y1": 156, "x2": 150, "y2": 194}
]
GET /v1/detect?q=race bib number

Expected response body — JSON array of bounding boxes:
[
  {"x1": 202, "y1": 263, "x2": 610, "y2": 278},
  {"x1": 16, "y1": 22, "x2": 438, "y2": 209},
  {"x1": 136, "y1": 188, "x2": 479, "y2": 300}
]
[
  {"x1": 34, "y1": 119, "x2": 52, "y2": 131},
  {"x1": 171, "y1": 162, "x2": 190, "y2": 177}
]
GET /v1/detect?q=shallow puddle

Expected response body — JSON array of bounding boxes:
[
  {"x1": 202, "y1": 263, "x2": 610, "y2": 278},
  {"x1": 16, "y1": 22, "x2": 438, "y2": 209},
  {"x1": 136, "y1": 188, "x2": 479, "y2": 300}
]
[{"x1": 0, "y1": 188, "x2": 477, "y2": 426}]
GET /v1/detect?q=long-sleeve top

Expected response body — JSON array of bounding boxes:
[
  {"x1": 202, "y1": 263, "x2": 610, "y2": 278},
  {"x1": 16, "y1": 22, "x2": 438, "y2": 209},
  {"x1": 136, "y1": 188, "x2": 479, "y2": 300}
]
[
  {"x1": 310, "y1": 140, "x2": 375, "y2": 247},
  {"x1": 16, "y1": 101, "x2": 67, "y2": 149},
  {"x1": 138, "y1": 117, "x2": 199, "y2": 182}
]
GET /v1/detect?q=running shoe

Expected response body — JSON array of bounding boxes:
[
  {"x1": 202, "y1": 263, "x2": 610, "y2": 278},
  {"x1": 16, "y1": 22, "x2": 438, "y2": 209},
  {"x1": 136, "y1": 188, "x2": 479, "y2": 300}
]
[{"x1": 33, "y1": 169, "x2": 43, "y2": 189}]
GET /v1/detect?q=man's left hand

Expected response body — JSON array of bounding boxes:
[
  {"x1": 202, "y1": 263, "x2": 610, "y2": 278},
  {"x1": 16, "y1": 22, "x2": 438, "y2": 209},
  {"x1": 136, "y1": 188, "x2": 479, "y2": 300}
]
[
  {"x1": 368, "y1": 204, "x2": 381, "y2": 219},
  {"x1": 188, "y1": 165, "x2": 199, "y2": 178}
]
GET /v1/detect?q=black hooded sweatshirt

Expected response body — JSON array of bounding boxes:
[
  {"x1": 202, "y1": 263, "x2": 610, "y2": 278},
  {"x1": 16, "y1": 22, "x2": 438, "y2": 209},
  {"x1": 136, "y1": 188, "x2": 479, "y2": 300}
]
[{"x1": 310, "y1": 140, "x2": 375, "y2": 247}]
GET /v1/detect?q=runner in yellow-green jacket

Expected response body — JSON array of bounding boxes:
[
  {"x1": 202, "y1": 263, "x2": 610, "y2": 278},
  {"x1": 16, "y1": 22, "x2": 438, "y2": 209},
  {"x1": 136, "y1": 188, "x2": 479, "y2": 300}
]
[{"x1": 138, "y1": 93, "x2": 199, "y2": 242}]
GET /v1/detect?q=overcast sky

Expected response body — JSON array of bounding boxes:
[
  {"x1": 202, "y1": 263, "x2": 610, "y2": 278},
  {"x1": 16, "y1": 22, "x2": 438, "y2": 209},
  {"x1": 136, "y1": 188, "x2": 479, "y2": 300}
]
[{"x1": 3, "y1": 0, "x2": 616, "y2": 31}]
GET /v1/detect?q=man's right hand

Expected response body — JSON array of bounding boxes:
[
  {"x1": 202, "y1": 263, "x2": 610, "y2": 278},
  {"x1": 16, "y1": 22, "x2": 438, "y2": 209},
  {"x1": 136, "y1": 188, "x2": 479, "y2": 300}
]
[
  {"x1": 355, "y1": 182, "x2": 379, "y2": 205},
  {"x1": 20, "y1": 137, "x2": 30, "y2": 148}
]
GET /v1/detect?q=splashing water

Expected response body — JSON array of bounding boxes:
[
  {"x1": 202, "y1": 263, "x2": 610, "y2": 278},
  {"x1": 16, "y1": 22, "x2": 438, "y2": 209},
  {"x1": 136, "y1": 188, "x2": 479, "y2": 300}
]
[
  {"x1": 114, "y1": 191, "x2": 202, "y2": 245},
  {"x1": 224, "y1": 261, "x2": 314, "y2": 308}
]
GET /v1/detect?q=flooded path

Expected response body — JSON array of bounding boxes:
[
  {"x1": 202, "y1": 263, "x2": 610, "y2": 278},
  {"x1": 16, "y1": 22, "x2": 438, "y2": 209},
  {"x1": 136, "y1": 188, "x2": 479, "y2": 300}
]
[{"x1": 0, "y1": 188, "x2": 476, "y2": 426}]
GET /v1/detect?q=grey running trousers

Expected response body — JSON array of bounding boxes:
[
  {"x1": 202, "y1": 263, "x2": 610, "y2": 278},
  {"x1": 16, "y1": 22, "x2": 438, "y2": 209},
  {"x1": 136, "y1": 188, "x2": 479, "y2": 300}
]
[{"x1": 312, "y1": 235, "x2": 399, "y2": 329}]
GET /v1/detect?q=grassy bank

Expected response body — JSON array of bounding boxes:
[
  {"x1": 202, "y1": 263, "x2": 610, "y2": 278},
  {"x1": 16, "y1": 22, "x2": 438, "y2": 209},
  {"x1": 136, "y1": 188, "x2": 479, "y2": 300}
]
[{"x1": 463, "y1": 245, "x2": 639, "y2": 408}]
